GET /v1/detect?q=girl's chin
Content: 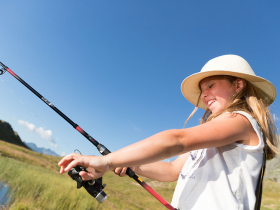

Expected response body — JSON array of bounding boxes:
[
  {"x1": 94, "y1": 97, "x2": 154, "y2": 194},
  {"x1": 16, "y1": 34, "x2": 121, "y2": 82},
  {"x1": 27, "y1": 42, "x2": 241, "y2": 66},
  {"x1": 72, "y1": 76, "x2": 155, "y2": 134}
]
[
  {"x1": 206, "y1": 103, "x2": 225, "y2": 114},
  {"x1": 209, "y1": 106, "x2": 223, "y2": 114}
]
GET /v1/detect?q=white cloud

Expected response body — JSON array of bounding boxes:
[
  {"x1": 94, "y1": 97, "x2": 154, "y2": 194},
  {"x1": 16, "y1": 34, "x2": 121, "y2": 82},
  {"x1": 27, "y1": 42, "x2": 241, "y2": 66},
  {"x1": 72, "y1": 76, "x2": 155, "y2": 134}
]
[
  {"x1": 18, "y1": 120, "x2": 36, "y2": 131},
  {"x1": 17, "y1": 120, "x2": 57, "y2": 147}
]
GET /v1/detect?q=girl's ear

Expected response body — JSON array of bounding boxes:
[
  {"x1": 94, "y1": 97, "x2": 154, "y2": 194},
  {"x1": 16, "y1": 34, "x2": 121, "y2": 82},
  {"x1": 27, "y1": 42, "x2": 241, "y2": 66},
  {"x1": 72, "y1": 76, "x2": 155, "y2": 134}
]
[{"x1": 235, "y1": 78, "x2": 244, "y2": 93}]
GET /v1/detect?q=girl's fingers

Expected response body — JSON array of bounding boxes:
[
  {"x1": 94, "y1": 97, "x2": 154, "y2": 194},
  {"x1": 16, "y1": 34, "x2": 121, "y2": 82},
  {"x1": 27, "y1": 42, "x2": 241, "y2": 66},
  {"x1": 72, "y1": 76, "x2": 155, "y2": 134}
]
[
  {"x1": 79, "y1": 170, "x2": 96, "y2": 181},
  {"x1": 58, "y1": 153, "x2": 81, "y2": 166},
  {"x1": 59, "y1": 165, "x2": 65, "y2": 174},
  {"x1": 59, "y1": 154, "x2": 77, "y2": 174},
  {"x1": 58, "y1": 154, "x2": 109, "y2": 179},
  {"x1": 64, "y1": 158, "x2": 86, "y2": 172},
  {"x1": 58, "y1": 153, "x2": 93, "y2": 173},
  {"x1": 113, "y1": 167, "x2": 128, "y2": 177},
  {"x1": 58, "y1": 154, "x2": 85, "y2": 174},
  {"x1": 114, "y1": 167, "x2": 122, "y2": 175},
  {"x1": 120, "y1": 167, "x2": 128, "y2": 177}
]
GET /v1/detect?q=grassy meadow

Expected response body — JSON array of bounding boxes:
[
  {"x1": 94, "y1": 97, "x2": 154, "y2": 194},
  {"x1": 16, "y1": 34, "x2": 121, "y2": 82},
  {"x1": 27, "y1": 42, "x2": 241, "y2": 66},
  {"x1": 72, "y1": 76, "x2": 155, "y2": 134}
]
[
  {"x1": 0, "y1": 140, "x2": 279, "y2": 210},
  {"x1": 0, "y1": 140, "x2": 176, "y2": 210}
]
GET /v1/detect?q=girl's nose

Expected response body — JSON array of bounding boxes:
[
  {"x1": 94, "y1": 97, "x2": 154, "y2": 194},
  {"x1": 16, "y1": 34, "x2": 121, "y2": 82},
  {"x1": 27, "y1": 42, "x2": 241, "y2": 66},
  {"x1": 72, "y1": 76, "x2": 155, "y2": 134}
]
[{"x1": 201, "y1": 90, "x2": 208, "y2": 99}]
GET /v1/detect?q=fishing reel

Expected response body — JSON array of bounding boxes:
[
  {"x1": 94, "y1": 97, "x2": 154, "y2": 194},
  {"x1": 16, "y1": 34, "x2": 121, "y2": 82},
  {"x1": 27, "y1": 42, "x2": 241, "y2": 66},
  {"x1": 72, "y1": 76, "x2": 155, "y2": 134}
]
[{"x1": 68, "y1": 165, "x2": 107, "y2": 203}]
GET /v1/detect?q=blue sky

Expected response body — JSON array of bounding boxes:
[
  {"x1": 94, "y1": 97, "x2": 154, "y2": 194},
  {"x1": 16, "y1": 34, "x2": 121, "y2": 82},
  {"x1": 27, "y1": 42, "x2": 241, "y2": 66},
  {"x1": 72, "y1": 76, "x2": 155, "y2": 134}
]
[{"x1": 0, "y1": 1, "x2": 279, "y2": 158}]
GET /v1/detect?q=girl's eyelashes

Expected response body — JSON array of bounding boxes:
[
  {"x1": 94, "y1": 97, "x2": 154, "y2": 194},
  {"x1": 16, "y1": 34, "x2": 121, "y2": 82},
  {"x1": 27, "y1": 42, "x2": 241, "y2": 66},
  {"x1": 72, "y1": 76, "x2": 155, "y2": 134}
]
[{"x1": 209, "y1": 83, "x2": 214, "y2": 89}]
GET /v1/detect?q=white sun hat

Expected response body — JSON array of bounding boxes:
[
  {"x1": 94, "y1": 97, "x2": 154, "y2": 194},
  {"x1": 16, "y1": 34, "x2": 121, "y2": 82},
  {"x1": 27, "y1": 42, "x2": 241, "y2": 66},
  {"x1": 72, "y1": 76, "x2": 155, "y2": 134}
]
[{"x1": 181, "y1": 54, "x2": 277, "y2": 110}]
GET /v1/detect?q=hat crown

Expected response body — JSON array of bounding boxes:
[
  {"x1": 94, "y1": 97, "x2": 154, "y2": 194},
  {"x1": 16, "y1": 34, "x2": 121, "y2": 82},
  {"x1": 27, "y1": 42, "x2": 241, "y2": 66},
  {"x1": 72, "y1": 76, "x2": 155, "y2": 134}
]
[{"x1": 201, "y1": 54, "x2": 256, "y2": 76}]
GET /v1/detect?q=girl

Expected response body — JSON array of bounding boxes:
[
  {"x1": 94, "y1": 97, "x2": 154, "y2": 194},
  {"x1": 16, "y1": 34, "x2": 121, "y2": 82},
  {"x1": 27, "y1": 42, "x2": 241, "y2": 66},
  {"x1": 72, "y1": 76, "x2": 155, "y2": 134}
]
[{"x1": 59, "y1": 55, "x2": 279, "y2": 210}]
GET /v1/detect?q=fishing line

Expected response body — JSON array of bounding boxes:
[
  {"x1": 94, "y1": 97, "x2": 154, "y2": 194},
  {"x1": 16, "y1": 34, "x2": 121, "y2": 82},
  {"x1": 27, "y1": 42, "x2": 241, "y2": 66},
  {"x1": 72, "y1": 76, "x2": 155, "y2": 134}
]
[
  {"x1": 0, "y1": 61, "x2": 177, "y2": 210},
  {"x1": 0, "y1": 77, "x2": 72, "y2": 156}
]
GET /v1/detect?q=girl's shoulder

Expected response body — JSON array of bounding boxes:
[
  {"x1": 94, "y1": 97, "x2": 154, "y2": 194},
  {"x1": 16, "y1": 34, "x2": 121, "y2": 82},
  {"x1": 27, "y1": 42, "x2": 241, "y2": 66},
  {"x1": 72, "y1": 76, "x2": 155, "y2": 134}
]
[
  {"x1": 184, "y1": 111, "x2": 257, "y2": 151},
  {"x1": 218, "y1": 110, "x2": 256, "y2": 125},
  {"x1": 221, "y1": 111, "x2": 259, "y2": 134},
  {"x1": 228, "y1": 110, "x2": 253, "y2": 118},
  {"x1": 229, "y1": 111, "x2": 264, "y2": 152}
]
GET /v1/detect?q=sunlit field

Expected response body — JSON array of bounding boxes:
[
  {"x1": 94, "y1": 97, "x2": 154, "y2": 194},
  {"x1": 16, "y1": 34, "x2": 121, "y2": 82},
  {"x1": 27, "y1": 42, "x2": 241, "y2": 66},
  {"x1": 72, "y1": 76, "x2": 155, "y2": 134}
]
[{"x1": 0, "y1": 140, "x2": 279, "y2": 210}]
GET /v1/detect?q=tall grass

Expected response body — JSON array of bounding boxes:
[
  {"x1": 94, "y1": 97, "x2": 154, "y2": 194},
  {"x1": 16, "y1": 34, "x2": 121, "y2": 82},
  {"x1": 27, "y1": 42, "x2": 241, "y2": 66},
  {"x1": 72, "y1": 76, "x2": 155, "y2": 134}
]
[
  {"x1": 0, "y1": 156, "x2": 177, "y2": 210},
  {"x1": 0, "y1": 140, "x2": 176, "y2": 209},
  {"x1": 261, "y1": 180, "x2": 280, "y2": 210},
  {"x1": 0, "y1": 157, "x2": 98, "y2": 209},
  {"x1": 0, "y1": 140, "x2": 279, "y2": 209}
]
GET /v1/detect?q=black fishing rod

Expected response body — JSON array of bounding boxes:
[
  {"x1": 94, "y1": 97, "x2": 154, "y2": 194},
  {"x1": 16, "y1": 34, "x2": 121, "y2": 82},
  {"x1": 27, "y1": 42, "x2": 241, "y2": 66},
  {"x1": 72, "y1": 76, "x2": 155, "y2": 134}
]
[{"x1": 0, "y1": 62, "x2": 176, "y2": 210}]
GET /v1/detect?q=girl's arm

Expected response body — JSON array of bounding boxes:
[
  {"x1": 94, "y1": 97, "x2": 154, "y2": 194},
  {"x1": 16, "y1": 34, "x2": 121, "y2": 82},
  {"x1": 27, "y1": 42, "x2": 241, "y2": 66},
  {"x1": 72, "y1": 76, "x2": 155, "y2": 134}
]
[
  {"x1": 114, "y1": 152, "x2": 189, "y2": 182},
  {"x1": 59, "y1": 113, "x2": 257, "y2": 180}
]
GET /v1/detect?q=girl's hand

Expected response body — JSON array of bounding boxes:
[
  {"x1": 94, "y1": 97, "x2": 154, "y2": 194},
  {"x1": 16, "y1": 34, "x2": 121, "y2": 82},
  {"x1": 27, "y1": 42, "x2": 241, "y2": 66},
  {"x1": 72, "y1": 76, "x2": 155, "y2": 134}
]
[
  {"x1": 58, "y1": 153, "x2": 110, "y2": 180},
  {"x1": 112, "y1": 166, "x2": 138, "y2": 177}
]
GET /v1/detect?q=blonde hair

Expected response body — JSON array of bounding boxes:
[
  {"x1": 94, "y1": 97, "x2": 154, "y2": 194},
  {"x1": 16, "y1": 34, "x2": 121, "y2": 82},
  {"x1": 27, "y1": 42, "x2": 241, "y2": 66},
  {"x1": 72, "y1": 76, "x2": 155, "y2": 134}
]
[{"x1": 184, "y1": 75, "x2": 279, "y2": 160}]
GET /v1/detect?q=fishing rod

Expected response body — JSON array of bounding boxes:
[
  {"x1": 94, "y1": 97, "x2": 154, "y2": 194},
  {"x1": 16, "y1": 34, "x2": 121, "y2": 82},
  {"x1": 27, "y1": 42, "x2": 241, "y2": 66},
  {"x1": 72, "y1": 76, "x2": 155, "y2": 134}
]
[{"x1": 0, "y1": 61, "x2": 176, "y2": 210}]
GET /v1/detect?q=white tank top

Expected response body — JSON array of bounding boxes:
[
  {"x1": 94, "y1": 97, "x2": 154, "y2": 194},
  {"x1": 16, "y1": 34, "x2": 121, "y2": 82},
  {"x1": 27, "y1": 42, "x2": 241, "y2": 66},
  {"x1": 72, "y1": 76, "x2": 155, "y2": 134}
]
[{"x1": 171, "y1": 111, "x2": 264, "y2": 210}]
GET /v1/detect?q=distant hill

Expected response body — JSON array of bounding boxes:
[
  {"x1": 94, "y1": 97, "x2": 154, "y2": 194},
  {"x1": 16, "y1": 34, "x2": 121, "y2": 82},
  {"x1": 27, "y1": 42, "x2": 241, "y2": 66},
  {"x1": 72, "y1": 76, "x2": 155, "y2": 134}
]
[
  {"x1": 0, "y1": 120, "x2": 59, "y2": 156},
  {"x1": 25, "y1": 142, "x2": 59, "y2": 156},
  {"x1": 0, "y1": 120, "x2": 30, "y2": 150}
]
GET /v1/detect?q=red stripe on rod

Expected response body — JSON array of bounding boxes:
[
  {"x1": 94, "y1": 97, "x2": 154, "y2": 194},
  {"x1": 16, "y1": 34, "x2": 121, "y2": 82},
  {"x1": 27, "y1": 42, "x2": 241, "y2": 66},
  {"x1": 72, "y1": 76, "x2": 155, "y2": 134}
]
[
  {"x1": 76, "y1": 126, "x2": 83, "y2": 133},
  {"x1": 75, "y1": 126, "x2": 97, "y2": 144},
  {"x1": 6, "y1": 68, "x2": 16, "y2": 77},
  {"x1": 140, "y1": 180, "x2": 175, "y2": 210},
  {"x1": 2, "y1": 62, "x2": 175, "y2": 209}
]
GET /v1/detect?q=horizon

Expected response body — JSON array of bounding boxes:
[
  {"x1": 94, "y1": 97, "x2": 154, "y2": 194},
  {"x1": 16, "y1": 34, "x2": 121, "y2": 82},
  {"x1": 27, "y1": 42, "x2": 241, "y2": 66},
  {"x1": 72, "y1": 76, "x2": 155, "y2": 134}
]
[{"x1": 1, "y1": 1, "x2": 279, "y2": 160}]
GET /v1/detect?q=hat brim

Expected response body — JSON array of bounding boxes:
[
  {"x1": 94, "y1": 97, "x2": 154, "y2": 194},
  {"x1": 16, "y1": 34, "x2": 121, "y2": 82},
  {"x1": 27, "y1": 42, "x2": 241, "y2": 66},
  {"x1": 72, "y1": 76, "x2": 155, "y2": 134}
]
[{"x1": 181, "y1": 70, "x2": 277, "y2": 110}]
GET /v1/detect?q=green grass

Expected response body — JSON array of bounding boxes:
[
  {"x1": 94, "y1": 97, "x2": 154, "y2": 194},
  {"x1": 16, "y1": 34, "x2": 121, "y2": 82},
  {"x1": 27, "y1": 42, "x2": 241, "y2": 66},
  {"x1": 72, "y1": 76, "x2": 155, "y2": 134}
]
[
  {"x1": 0, "y1": 157, "x2": 177, "y2": 210},
  {"x1": 261, "y1": 180, "x2": 280, "y2": 210},
  {"x1": 0, "y1": 140, "x2": 279, "y2": 209},
  {"x1": 0, "y1": 140, "x2": 176, "y2": 209}
]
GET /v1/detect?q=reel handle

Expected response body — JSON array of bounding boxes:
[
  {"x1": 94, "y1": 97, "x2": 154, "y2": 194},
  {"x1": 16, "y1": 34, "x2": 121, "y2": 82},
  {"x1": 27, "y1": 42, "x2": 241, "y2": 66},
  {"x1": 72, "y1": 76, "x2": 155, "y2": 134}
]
[{"x1": 68, "y1": 165, "x2": 107, "y2": 203}]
